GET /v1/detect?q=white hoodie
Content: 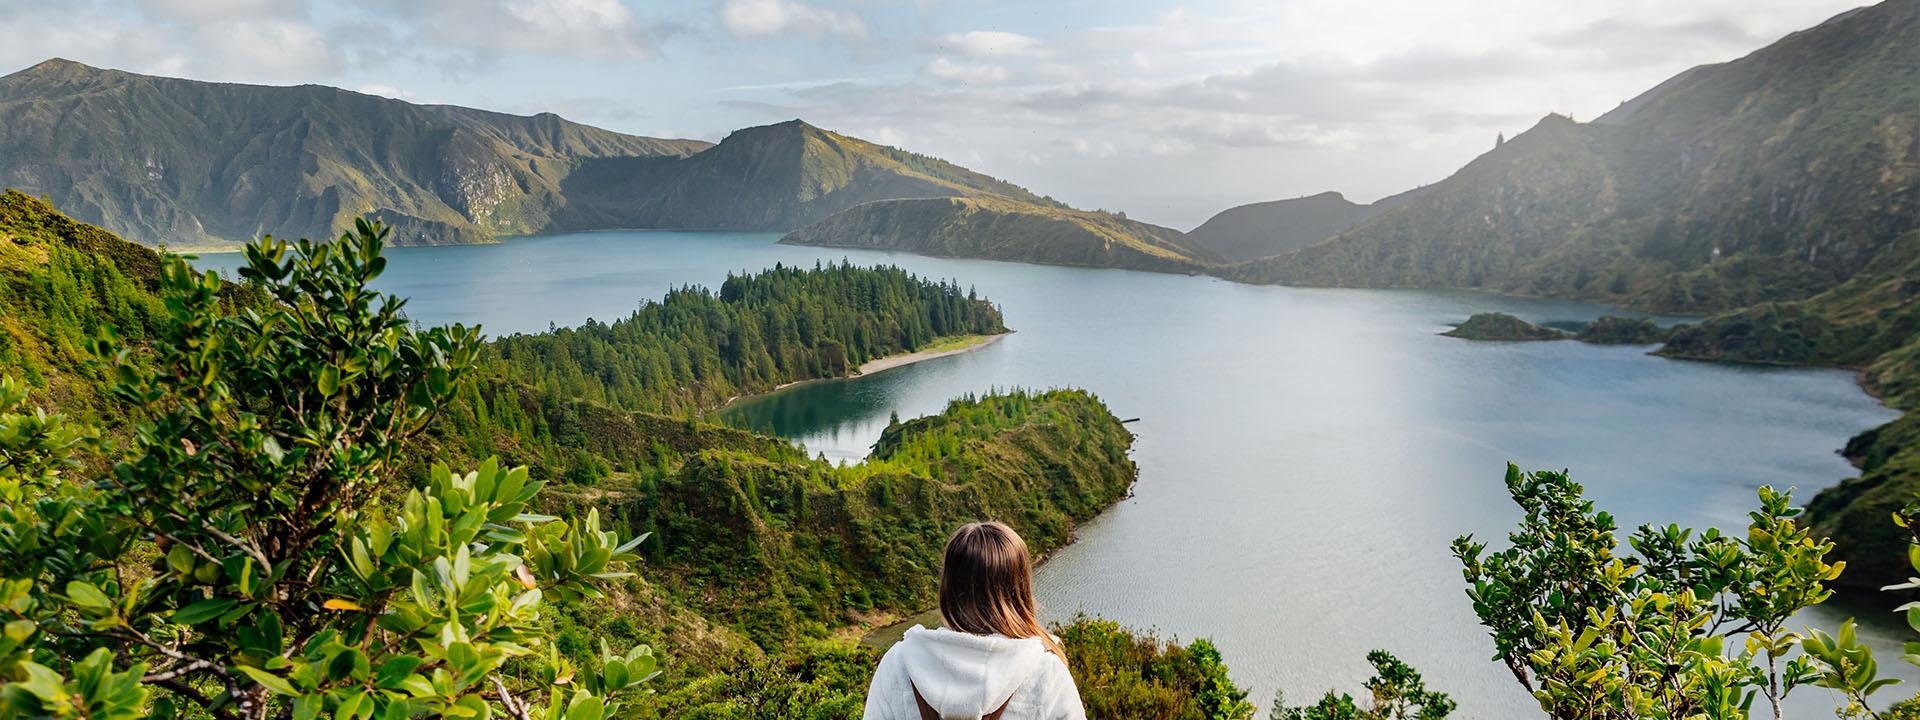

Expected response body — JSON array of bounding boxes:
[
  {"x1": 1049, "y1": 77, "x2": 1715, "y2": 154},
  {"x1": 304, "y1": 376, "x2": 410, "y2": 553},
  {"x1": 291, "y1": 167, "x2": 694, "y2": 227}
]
[{"x1": 864, "y1": 626, "x2": 1086, "y2": 720}]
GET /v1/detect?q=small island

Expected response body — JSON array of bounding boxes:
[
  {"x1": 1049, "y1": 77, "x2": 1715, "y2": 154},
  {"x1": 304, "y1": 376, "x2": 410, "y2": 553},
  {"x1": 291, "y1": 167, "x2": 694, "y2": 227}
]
[{"x1": 1441, "y1": 312, "x2": 1566, "y2": 341}]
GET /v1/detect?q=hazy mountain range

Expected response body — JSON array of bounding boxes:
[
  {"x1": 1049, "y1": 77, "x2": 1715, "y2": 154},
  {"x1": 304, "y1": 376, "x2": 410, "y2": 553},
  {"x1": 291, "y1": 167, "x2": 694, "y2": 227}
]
[
  {"x1": 0, "y1": 59, "x2": 1094, "y2": 248},
  {"x1": 1222, "y1": 0, "x2": 1918, "y2": 315},
  {"x1": 1181, "y1": 188, "x2": 1424, "y2": 263}
]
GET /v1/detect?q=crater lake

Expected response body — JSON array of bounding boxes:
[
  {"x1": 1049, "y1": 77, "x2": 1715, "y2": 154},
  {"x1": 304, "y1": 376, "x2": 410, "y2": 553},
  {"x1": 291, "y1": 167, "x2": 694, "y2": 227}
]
[{"x1": 194, "y1": 230, "x2": 1906, "y2": 716}]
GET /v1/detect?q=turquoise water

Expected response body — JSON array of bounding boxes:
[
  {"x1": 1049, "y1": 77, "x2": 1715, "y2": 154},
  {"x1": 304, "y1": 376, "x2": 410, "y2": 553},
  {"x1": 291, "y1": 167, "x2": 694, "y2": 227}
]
[{"x1": 193, "y1": 231, "x2": 1906, "y2": 716}]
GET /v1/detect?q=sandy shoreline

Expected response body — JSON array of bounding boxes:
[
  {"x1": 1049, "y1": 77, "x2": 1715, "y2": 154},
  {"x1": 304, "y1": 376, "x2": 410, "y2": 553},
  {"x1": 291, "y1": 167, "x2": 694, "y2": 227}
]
[
  {"x1": 716, "y1": 332, "x2": 1011, "y2": 411},
  {"x1": 855, "y1": 332, "x2": 1009, "y2": 376}
]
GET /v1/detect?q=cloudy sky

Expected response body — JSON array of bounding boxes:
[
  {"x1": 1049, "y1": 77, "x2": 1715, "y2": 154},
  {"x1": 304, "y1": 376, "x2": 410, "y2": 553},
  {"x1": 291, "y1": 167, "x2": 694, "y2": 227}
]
[{"x1": 0, "y1": 0, "x2": 1871, "y2": 228}]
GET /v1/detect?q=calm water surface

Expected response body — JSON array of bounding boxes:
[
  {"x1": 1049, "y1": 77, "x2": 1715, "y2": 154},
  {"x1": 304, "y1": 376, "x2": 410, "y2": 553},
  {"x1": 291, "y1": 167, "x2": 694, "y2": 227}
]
[{"x1": 194, "y1": 231, "x2": 1906, "y2": 717}]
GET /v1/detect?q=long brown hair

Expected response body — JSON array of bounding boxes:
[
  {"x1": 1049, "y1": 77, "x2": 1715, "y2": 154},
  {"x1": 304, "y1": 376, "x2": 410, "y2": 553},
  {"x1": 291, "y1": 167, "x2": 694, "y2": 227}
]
[{"x1": 938, "y1": 521, "x2": 1068, "y2": 666}]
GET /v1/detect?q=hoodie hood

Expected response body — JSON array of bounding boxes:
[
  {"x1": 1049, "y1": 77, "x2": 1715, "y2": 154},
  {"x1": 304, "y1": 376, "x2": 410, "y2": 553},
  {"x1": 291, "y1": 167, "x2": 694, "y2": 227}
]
[{"x1": 895, "y1": 626, "x2": 1052, "y2": 719}]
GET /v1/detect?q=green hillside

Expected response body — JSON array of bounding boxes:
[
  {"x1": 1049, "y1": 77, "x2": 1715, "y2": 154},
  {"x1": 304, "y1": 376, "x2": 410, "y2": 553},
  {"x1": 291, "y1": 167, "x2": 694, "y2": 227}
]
[
  {"x1": 1227, "y1": 0, "x2": 1920, "y2": 315},
  {"x1": 0, "y1": 61, "x2": 1076, "y2": 248},
  {"x1": 1658, "y1": 230, "x2": 1920, "y2": 590},
  {"x1": 559, "y1": 120, "x2": 1064, "y2": 232},
  {"x1": 0, "y1": 194, "x2": 1270, "y2": 718},
  {"x1": 0, "y1": 59, "x2": 709, "y2": 248},
  {"x1": 1185, "y1": 188, "x2": 1423, "y2": 263},
  {"x1": 780, "y1": 196, "x2": 1217, "y2": 274}
]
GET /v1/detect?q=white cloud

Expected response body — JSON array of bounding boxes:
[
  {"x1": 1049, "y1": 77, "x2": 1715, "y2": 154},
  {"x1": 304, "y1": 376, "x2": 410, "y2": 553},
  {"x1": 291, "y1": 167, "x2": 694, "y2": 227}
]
[
  {"x1": 931, "y1": 30, "x2": 1041, "y2": 58},
  {"x1": 136, "y1": 0, "x2": 304, "y2": 21},
  {"x1": 356, "y1": 84, "x2": 421, "y2": 101},
  {"x1": 0, "y1": 1, "x2": 346, "y2": 85},
  {"x1": 719, "y1": 0, "x2": 868, "y2": 41},
  {"x1": 409, "y1": 0, "x2": 671, "y2": 61},
  {"x1": 923, "y1": 57, "x2": 1007, "y2": 86}
]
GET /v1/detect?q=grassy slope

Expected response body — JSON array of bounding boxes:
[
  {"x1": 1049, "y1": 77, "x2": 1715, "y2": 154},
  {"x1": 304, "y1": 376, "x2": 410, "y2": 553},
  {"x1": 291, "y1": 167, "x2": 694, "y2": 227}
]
[
  {"x1": 0, "y1": 196, "x2": 1198, "y2": 717},
  {"x1": 1226, "y1": 0, "x2": 1919, "y2": 315},
  {"x1": 781, "y1": 196, "x2": 1218, "y2": 273},
  {"x1": 0, "y1": 59, "x2": 709, "y2": 248},
  {"x1": 0, "y1": 63, "x2": 1073, "y2": 249},
  {"x1": 559, "y1": 119, "x2": 1067, "y2": 233},
  {"x1": 1659, "y1": 230, "x2": 1920, "y2": 589},
  {"x1": 0, "y1": 189, "x2": 164, "y2": 414}
]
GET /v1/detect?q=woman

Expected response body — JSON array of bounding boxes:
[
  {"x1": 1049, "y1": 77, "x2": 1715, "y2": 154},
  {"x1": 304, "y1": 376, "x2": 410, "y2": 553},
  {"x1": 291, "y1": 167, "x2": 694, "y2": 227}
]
[{"x1": 864, "y1": 521, "x2": 1086, "y2": 720}]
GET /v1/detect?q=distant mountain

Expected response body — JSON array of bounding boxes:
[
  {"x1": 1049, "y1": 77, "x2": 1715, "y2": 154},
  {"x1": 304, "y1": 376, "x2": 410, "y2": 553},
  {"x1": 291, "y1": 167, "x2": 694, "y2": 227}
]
[
  {"x1": 555, "y1": 119, "x2": 1065, "y2": 232},
  {"x1": 1185, "y1": 188, "x2": 1423, "y2": 263},
  {"x1": 0, "y1": 61, "x2": 1062, "y2": 247},
  {"x1": 0, "y1": 58, "x2": 709, "y2": 246},
  {"x1": 1227, "y1": 0, "x2": 1920, "y2": 314},
  {"x1": 780, "y1": 197, "x2": 1216, "y2": 273}
]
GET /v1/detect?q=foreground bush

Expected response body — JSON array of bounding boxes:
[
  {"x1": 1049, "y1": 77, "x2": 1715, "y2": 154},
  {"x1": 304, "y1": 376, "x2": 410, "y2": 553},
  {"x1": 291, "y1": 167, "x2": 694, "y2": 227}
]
[
  {"x1": 1456, "y1": 465, "x2": 1909, "y2": 719},
  {"x1": 0, "y1": 221, "x2": 652, "y2": 719},
  {"x1": 1059, "y1": 617, "x2": 1256, "y2": 720}
]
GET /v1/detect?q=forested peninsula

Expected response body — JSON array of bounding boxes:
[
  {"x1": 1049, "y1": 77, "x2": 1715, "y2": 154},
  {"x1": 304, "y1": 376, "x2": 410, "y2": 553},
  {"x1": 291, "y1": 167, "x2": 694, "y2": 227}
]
[{"x1": 0, "y1": 191, "x2": 1285, "y2": 718}]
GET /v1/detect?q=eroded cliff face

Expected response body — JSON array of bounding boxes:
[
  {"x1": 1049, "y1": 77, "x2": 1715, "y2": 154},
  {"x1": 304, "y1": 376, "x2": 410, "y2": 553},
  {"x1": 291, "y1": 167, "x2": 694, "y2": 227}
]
[{"x1": 0, "y1": 59, "x2": 708, "y2": 247}]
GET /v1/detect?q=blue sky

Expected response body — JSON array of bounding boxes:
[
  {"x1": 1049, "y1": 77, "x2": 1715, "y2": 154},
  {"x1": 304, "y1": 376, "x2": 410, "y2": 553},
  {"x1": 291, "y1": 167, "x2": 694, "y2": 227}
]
[{"x1": 0, "y1": 0, "x2": 1872, "y2": 228}]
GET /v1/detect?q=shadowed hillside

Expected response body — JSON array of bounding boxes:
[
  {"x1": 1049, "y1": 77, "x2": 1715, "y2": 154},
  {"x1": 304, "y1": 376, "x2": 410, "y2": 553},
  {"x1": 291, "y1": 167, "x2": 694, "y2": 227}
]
[
  {"x1": 0, "y1": 59, "x2": 709, "y2": 247},
  {"x1": 1227, "y1": 0, "x2": 1920, "y2": 315},
  {"x1": 1185, "y1": 188, "x2": 1424, "y2": 263},
  {"x1": 556, "y1": 119, "x2": 1065, "y2": 232},
  {"x1": 780, "y1": 196, "x2": 1217, "y2": 273}
]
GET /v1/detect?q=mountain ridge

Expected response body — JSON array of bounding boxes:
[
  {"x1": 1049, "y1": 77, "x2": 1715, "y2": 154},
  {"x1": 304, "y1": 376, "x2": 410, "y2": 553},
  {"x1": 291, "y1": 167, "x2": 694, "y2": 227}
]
[
  {"x1": 0, "y1": 58, "x2": 711, "y2": 246},
  {"x1": 779, "y1": 196, "x2": 1217, "y2": 273},
  {"x1": 0, "y1": 60, "x2": 1062, "y2": 248},
  {"x1": 1184, "y1": 186, "x2": 1426, "y2": 263},
  {"x1": 1224, "y1": 0, "x2": 1919, "y2": 314}
]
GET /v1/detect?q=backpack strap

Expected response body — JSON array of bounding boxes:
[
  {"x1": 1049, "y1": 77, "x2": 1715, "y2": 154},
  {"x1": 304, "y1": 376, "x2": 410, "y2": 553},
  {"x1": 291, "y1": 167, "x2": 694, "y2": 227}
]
[{"x1": 910, "y1": 682, "x2": 1011, "y2": 720}]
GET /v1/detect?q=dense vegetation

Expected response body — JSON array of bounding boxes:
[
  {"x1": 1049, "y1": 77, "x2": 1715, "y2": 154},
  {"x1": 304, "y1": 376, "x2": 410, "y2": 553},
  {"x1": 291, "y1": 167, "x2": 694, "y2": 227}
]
[
  {"x1": 1575, "y1": 317, "x2": 1669, "y2": 345},
  {"x1": 488, "y1": 261, "x2": 1006, "y2": 415},
  {"x1": 1268, "y1": 651, "x2": 1454, "y2": 720},
  {"x1": 0, "y1": 220, "x2": 657, "y2": 719},
  {"x1": 781, "y1": 196, "x2": 1216, "y2": 274},
  {"x1": 1453, "y1": 464, "x2": 1920, "y2": 720},
  {"x1": 1439, "y1": 312, "x2": 1564, "y2": 341},
  {"x1": 1659, "y1": 230, "x2": 1920, "y2": 591},
  {"x1": 0, "y1": 190, "x2": 165, "y2": 413},
  {"x1": 0, "y1": 196, "x2": 1282, "y2": 718},
  {"x1": 1058, "y1": 619, "x2": 1255, "y2": 720}
]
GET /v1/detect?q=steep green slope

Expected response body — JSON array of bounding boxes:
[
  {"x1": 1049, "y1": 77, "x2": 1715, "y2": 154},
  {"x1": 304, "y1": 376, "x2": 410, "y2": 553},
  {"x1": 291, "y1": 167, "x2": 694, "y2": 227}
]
[
  {"x1": 0, "y1": 59, "x2": 709, "y2": 248},
  {"x1": 0, "y1": 189, "x2": 166, "y2": 415},
  {"x1": 780, "y1": 196, "x2": 1217, "y2": 273},
  {"x1": 554, "y1": 119, "x2": 1063, "y2": 232},
  {"x1": 1229, "y1": 0, "x2": 1920, "y2": 314},
  {"x1": 1657, "y1": 230, "x2": 1920, "y2": 590},
  {"x1": 0, "y1": 195, "x2": 1199, "y2": 717},
  {"x1": 590, "y1": 389, "x2": 1136, "y2": 643},
  {"x1": 1186, "y1": 188, "x2": 1423, "y2": 263},
  {"x1": 0, "y1": 60, "x2": 1080, "y2": 248}
]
